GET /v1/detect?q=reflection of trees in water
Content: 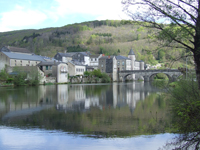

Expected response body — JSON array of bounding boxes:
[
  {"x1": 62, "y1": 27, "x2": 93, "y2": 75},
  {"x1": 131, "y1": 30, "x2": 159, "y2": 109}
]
[
  {"x1": 84, "y1": 84, "x2": 110, "y2": 97},
  {"x1": 3, "y1": 93, "x2": 172, "y2": 138}
]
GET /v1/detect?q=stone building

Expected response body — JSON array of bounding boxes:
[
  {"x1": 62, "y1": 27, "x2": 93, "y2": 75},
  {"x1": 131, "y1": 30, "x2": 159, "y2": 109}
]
[
  {"x1": 89, "y1": 54, "x2": 102, "y2": 69},
  {"x1": 37, "y1": 61, "x2": 68, "y2": 83},
  {"x1": 0, "y1": 51, "x2": 44, "y2": 72},
  {"x1": 54, "y1": 52, "x2": 90, "y2": 65},
  {"x1": 98, "y1": 56, "x2": 117, "y2": 81},
  {"x1": 68, "y1": 60, "x2": 86, "y2": 76},
  {"x1": 98, "y1": 49, "x2": 145, "y2": 81}
]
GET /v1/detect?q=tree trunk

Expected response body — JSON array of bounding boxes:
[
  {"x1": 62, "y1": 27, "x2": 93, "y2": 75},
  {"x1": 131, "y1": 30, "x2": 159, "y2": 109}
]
[
  {"x1": 193, "y1": 1, "x2": 200, "y2": 90},
  {"x1": 194, "y1": 54, "x2": 200, "y2": 90}
]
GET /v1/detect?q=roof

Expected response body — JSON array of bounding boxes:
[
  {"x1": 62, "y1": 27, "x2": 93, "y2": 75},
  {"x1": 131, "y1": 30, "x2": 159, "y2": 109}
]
[
  {"x1": 58, "y1": 52, "x2": 76, "y2": 57},
  {"x1": 57, "y1": 51, "x2": 91, "y2": 57},
  {"x1": 3, "y1": 51, "x2": 45, "y2": 61},
  {"x1": 99, "y1": 56, "x2": 115, "y2": 60},
  {"x1": 115, "y1": 55, "x2": 131, "y2": 60},
  {"x1": 69, "y1": 60, "x2": 85, "y2": 66},
  {"x1": 1, "y1": 46, "x2": 32, "y2": 54},
  {"x1": 79, "y1": 52, "x2": 90, "y2": 56},
  {"x1": 128, "y1": 49, "x2": 135, "y2": 55},
  {"x1": 90, "y1": 54, "x2": 101, "y2": 58}
]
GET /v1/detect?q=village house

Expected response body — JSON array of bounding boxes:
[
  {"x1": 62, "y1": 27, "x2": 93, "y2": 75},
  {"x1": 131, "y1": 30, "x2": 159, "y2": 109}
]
[
  {"x1": 98, "y1": 49, "x2": 145, "y2": 81},
  {"x1": 89, "y1": 54, "x2": 102, "y2": 70},
  {"x1": 0, "y1": 51, "x2": 45, "y2": 73},
  {"x1": 37, "y1": 61, "x2": 68, "y2": 83},
  {"x1": 68, "y1": 60, "x2": 86, "y2": 76},
  {"x1": 0, "y1": 46, "x2": 32, "y2": 54},
  {"x1": 98, "y1": 56, "x2": 117, "y2": 81},
  {"x1": 54, "y1": 51, "x2": 91, "y2": 65}
]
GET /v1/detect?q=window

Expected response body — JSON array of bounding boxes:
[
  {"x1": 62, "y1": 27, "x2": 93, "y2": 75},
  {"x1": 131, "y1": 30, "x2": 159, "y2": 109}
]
[
  {"x1": 49, "y1": 66, "x2": 52, "y2": 69},
  {"x1": 122, "y1": 61, "x2": 124, "y2": 66},
  {"x1": 117, "y1": 61, "x2": 120, "y2": 65},
  {"x1": 46, "y1": 66, "x2": 48, "y2": 70},
  {"x1": 101, "y1": 64, "x2": 103, "y2": 67}
]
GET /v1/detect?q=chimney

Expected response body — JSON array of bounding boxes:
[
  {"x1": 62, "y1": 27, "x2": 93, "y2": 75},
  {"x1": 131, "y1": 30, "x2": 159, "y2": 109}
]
[
  {"x1": 64, "y1": 50, "x2": 67, "y2": 53},
  {"x1": 102, "y1": 54, "x2": 105, "y2": 56},
  {"x1": 108, "y1": 56, "x2": 110, "y2": 59}
]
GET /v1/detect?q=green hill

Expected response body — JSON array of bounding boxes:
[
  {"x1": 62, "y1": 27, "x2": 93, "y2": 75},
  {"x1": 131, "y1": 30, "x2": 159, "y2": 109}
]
[{"x1": 0, "y1": 20, "x2": 193, "y2": 68}]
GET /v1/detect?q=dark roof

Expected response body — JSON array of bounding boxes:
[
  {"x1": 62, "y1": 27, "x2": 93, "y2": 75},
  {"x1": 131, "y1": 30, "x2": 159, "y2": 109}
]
[
  {"x1": 90, "y1": 54, "x2": 101, "y2": 58},
  {"x1": 99, "y1": 56, "x2": 115, "y2": 60},
  {"x1": 58, "y1": 52, "x2": 76, "y2": 57},
  {"x1": 86, "y1": 66, "x2": 94, "y2": 69},
  {"x1": 2, "y1": 46, "x2": 32, "y2": 53},
  {"x1": 3, "y1": 52, "x2": 45, "y2": 61},
  {"x1": 57, "y1": 51, "x2": 90, "y2": 57},
  {"x1": 115, "y1": 55, "x2": 130, "y2": 60},
  {"x1": 69, "y1": 60, "x2": 85, "y2": 66},
  {"x1": 128, "y1": 49, "x2": 135, "y2": 55},
  {"x1": 79, "y1": 52, "x2": 90, "y2": 56}
]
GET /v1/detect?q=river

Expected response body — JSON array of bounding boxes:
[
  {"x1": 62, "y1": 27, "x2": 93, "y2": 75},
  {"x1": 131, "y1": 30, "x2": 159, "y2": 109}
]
[{"x1": 0, "y1": 82, "x2": 176, "y2": 150}]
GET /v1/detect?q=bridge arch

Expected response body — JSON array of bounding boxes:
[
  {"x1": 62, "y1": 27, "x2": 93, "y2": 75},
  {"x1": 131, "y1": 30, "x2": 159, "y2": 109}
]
[
  {"x1": 118, "y1": 69, "x2": 182, "y2": 82},
  {"x1": 149, "y1": 73, "x2": 172, "y2": 81}
]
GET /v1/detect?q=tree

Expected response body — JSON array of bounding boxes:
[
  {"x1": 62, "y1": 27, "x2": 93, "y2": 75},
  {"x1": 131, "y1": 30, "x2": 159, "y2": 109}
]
[{"x1": 122, "y1": 0, "x2": 200, "y2": 89}]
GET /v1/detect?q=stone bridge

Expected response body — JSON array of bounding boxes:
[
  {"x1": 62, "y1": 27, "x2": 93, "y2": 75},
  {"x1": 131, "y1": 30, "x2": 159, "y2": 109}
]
[{"x1": 118, "y1": 69, "x2": 182, "y2": 82}]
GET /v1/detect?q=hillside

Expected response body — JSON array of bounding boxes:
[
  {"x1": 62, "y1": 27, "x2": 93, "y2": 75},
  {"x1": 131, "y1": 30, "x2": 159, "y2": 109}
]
[{"x1": 0, "y1": 20, "x2": 193, "y2": 68}]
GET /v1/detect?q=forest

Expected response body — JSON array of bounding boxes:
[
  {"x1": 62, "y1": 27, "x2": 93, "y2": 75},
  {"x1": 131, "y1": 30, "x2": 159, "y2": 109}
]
[{"x1": 0, "y1": 20, "x2": 194, "y2": 69}]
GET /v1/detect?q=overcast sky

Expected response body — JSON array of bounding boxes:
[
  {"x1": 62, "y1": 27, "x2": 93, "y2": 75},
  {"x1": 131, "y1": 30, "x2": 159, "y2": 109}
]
[{"x1": 0, "y1": 0, "x2": 131, "y2": 32}]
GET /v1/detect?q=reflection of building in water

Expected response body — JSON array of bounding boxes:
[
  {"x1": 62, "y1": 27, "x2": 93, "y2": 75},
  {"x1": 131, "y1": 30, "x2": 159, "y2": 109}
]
[
  {"x1": 111, "y1": 82, "x2": 150, "y2": 112},
  {"x1": 0, "y1": 86, "x2": 57, "y2": 120},
  {"x1": 56, "y1": 85, "x2": 100, "y2": 111}
]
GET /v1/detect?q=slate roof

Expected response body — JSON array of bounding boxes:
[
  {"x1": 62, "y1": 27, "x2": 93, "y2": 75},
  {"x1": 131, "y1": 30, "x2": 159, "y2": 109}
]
[
  {"x1": 128, "y1": 49, "x2": 135, "y2": 55},
  {"x1": 99, "y1": 56, "x2": 115, "y2": 60},
  {"x1": 3, "y1": 52, "x2": 45, "y2": 61},
  {"x1": 58, "y1": 52, "x2": 76, "y2": 57},
  {"x1": 69, "y1": 60, "x2": 85, "y2": 66},
  {"x1": 115, "y1": 55, "x2": 131, "y2": 60},
  {"x1": 90, "y1": 54, "x2": 101, "y2": 58},
  {"x1": 1, "y1": 46, "x2": 32, "y2": 53},
  {"x1": 57, "y1": 51, "x2": 90, "y2": 57}
]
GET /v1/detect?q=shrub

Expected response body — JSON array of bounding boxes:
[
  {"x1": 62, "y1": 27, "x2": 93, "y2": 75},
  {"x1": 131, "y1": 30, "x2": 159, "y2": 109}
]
[
  {"x1": 6, "y1": 78, "x2": 14, "y2": 83},
  {"x1": 101, "y1": 73, "x2": 111, "y2": 83}
]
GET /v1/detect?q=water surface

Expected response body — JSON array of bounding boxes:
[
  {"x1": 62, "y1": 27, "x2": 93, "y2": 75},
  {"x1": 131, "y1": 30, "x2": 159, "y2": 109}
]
[{"x1": 0, "y1": 82, "x2": 174, "y2": 149}]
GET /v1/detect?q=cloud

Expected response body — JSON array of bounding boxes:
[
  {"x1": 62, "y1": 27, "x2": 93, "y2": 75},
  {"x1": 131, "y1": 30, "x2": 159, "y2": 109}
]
[
  {"x1": 0, "y1": 0, "x2": 131, "y2": 32},
  {"x1": 0, "y1": 4, "x2": 47, "y2": 32},
  {"x1": 53, "y1": 0, "x2": 130, "y2": 20}
]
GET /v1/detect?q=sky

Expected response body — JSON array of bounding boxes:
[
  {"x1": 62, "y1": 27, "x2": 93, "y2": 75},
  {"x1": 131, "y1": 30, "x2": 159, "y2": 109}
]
[{"x1": 0, "y1": 0, "x2": 131, "y2": 32}]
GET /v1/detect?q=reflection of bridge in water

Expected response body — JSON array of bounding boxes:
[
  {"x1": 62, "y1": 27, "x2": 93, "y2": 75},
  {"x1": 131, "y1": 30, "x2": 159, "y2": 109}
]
[
  {"x1": 118, "y1": 69, "x2": 182, "y2": 82},
  {"x1": 1, "y1": 82, "x2": 162, "y2": 120}
]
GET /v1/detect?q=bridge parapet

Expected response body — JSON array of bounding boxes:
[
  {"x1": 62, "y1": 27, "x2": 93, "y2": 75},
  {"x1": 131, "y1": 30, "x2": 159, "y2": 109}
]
[{"x1": 118, "y1": 69, "x2": 182, "y2": 82}]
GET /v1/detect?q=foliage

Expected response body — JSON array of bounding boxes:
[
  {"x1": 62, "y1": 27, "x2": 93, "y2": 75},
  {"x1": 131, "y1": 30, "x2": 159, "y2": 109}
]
[
  {"x1": 6, "y1": 78, "x2": 14, "y2": 83},
  {"x1": 91, "y1": 69, "x2": 102, "y2": 78},
  {"x1": 101, "y1": 73, "x2": 111, "y2": 83},
  {"x1": 122, "y1": 0, "x2": 200, "y2": 89},
  {"x1": 0, "y1": 69, "x2": 8, "y2": 81},
  {"x1": 154, "y1": 73, "x2": 168, "y2": 80},
  {"x1": 83, "y1": 71, "x2": 91, "y2": 76},
  {"x1": 12, "y1": 67, "x2": 41, "y2": 86},
  {"x1": 167, "y1": 78, "x2": 200, "y2": 149},
  {"x1": 83, "y1": 69, "x2": 111, "y2": 83},
  {"x1": 66, "y1": 45, "x2": 87, "y2": 52},
  {"x1": 13, "y1": 72, "x2": 27, "y2": 86}
]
